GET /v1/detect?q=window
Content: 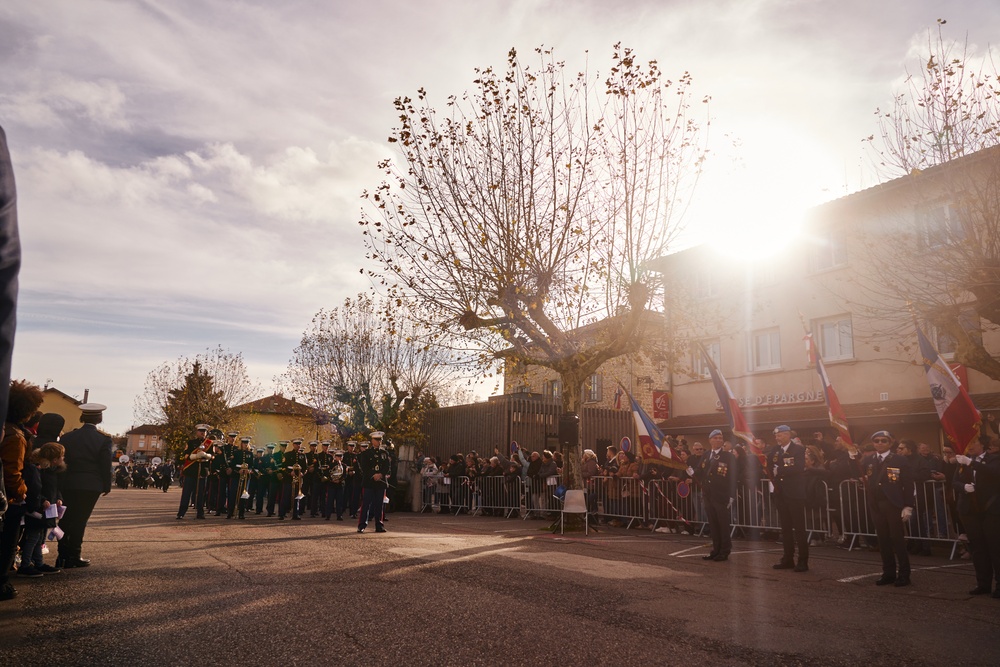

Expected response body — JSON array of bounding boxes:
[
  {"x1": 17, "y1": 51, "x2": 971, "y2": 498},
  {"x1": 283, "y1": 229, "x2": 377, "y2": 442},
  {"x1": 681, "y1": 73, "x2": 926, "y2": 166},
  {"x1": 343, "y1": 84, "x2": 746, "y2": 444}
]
[
  {"x1": 810, "y1": 226, "x2": 848, "y2": 272},
  {"x1": 917, "y1": 202, "x2": 965, "y2": 248},
  {"x1": 926, "y1": 309, "x2": 981, "y2": 360},
  {"x1": 545, "y1": 379, "x2": 563, "y2": 399},
  {"x1": 815, "y1": 315, "x2": 853, "y2": 361},
  {"x1": 139, "y1": 435, "x2": 145, "y2": 441},
  {"x1": 585, "y1": 373, "x2": 603, "y2": 402},
  {"x1": 691, "y1": 339, "x2": 721, "y2": 379},
  {"x1": 691, "y1": 267, "x2": 719, "y2": 299},
  {"x1": 749, "y1": 328, "x2": 781, "y2": 371}
]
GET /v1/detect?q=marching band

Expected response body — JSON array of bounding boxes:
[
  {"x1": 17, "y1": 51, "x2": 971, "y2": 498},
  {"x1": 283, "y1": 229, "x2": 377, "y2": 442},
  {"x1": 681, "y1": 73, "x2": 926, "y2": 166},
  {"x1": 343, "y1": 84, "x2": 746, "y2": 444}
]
[{"x1": 166, "y1": 424, "x2": 393, "y2": 529}]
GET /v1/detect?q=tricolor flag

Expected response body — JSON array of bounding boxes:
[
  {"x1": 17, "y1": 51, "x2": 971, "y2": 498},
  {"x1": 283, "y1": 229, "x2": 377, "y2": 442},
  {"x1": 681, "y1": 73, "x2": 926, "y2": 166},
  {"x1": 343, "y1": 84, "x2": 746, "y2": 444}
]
[
  {"x1": 917, "y1": 327, "x2": 981, "y2": 455},
  {"x1": 698, "y1": 344, "x2": 766, "y2": 471},
  {"x1": 612, "y1": 385, "x2": 624, "y2": 410},
  {"x1": 622, "y1": 385, "x2": 685, "y2": 470},
  {"x1": 804, "y1": 332, "x2": 853, "y2": 447}
]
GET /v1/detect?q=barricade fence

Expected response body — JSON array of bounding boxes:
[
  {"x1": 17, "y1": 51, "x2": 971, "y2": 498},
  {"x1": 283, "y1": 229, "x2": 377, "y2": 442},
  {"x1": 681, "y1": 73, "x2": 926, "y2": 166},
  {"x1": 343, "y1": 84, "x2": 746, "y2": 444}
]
[{"x1": 415, "y1": 474, "x2": 961, "y2": 559}]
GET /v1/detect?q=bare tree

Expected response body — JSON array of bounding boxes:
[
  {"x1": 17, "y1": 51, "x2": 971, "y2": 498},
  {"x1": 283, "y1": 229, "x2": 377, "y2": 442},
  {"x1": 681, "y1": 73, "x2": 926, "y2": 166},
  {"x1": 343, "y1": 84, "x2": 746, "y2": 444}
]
[
  {"x1": 282, "y1": 293, "x2": 454, "y2": 439},
  {"x1": 133, "y1": 346, "x2": 260, "y2": 456},
  {"x1": 360, "y1": 45, "x2": 709, "y2": 489},
  {"x1": 847, "y1": 21, "x2": 1000, "y2": 379}
]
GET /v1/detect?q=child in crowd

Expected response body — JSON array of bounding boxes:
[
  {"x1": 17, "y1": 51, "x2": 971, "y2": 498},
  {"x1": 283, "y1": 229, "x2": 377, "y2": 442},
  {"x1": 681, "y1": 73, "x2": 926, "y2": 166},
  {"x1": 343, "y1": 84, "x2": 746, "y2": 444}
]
[{"x1": 18, "y1": 441, "x2": 65, "y2": 577}]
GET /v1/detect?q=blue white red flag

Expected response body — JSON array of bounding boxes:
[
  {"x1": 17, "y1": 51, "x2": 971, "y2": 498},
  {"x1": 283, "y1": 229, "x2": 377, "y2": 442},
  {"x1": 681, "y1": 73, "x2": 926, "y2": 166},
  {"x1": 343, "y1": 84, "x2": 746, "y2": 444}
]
[
  {"x1": 698, "y1": 344, "x2": 754, "y2": 446},
  {"x1": 612, "y1": 385, "x2": 624, "y2": 410},
  {"x1": 622, "y1": 385, "x2": 685, "y2": 470},
  {"x1": 917, "y1": 327, "x2": 981, "y2": 455},
  {"x1": 804, "y1": 332, "x2": 853, "y2": 447}
]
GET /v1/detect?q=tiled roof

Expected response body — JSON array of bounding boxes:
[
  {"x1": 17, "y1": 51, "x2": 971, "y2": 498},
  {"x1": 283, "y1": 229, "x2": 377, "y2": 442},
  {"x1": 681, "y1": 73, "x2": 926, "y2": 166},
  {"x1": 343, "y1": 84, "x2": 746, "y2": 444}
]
[
  {"x1": 126, "y1": 424, "x2": 164, "y2": 436},
  {"x1": 235, "y1": 394, "x2": 318, "y2": 417}
]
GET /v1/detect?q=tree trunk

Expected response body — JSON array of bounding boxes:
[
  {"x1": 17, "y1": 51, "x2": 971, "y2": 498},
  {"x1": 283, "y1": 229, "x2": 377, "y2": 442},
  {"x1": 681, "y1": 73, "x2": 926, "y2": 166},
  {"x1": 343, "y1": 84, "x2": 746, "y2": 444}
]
[{"x1": 559, "y1": 370, "x2": 586, "y2": 491}]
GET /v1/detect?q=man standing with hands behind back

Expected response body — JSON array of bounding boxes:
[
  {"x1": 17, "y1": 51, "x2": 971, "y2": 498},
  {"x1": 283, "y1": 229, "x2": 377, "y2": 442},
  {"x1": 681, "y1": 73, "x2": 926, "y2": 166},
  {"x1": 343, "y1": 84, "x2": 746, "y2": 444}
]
[
  {"x1": 694, "y1": 429, "x2": 738, "y2": 562},
  {"x1": 57, "y1": 403, "x2": 113, "y2": 569}
]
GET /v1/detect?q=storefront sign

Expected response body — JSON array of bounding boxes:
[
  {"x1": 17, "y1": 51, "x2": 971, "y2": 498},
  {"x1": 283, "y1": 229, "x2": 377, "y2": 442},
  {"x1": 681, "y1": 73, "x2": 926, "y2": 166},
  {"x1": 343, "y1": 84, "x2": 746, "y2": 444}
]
[{"x1": 716, "y1": 390, "x2": 824, "y2": 410}]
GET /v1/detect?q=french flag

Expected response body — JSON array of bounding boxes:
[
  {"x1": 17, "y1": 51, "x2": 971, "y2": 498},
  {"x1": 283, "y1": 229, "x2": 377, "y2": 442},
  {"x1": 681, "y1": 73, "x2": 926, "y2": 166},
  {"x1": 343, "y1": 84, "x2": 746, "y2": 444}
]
[
  {"x1": 623, "y1": 385, "x2": 685, "y2": 469},
  {"x1": 917, "y1": 327, "x2": 981, "y2": 455},
  {"x1": 699, "y1": 343, "x2": 755, "y2": 446},
  {"x1": 804, "y1": 332, "x2": 853, "y2": 446}
]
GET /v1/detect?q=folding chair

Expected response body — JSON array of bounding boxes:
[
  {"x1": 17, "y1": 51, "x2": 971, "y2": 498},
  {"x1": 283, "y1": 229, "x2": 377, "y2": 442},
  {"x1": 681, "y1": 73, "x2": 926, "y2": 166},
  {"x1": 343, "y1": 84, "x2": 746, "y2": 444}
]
[{"x1": 559, "y1": 489, "x2": 589, "y2": 535}]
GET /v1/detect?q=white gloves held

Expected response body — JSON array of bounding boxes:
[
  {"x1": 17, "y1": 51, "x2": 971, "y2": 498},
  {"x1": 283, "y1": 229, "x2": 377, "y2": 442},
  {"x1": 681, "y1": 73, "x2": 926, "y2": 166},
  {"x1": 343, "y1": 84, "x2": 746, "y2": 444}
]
[
  {"x1": 901, "y1": 507, "x2": 913, "y2": 521},
  {"x1": 686, "y1": 467, "x2": 695, "y2": 477},
  {"x1": 965, "y1": 483, "x2": 976, "y2": 494},
  {"x1": 954, "y1": 455, "x2": 972, "y2": 466}
]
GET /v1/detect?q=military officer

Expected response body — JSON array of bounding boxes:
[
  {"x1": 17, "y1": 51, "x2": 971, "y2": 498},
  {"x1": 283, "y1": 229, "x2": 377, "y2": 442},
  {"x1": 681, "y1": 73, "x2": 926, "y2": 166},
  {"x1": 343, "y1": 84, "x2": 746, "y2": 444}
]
[
  {"x1": 693, "y1": 429, "x2": 737, "y2": 562},
  {"x1": 314, "y1": 441, "x2": 333, "y2": 519},
  {"x1": 769, "y1": 425, "x2": 809, "y2": 572},
  {"x1": 207, "y1": 433, "x2": 227, "y2": 515},
  {"x1": 177, "y1": 424, "x2": 212, "y2": 520},
  {"x1": 357, "y1": 431, "x2": 391, "y2": 533},
  {"x1": 953, "y1": 437, "x2": 1000, "y2": 597},
  {"x1": 863, "y1": 430, "x2": 915, "y2": 587},
  {"x1": 249, "y1": 447, "x2": 266, "y2": 514}
]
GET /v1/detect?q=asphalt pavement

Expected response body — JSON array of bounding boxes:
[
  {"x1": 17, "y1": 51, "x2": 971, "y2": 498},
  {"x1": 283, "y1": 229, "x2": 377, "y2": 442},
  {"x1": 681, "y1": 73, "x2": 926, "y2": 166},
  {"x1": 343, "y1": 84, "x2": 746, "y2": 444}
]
[{"x1": 1, "y1": 488, "x2": 997, "y2": 666}]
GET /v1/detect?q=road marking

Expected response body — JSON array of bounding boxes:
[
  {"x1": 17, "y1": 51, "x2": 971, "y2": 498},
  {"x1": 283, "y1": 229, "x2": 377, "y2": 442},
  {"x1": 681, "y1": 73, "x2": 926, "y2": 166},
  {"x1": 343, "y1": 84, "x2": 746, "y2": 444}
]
[
  {"x1": 677, "y1": 548, "x2": 777, "y2": 558},
  {"x1": 837, "y1": 563, "x2": 969, "y2": 583},
  {"x1": 669, "y1": 545, "x2": 706, "y2": 557}
]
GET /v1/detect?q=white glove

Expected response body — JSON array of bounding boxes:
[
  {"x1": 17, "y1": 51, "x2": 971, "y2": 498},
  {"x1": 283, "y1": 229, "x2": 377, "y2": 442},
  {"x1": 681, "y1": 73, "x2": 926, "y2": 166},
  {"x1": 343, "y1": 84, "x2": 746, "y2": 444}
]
[
  {"x1": 726, "y1": 498, "x2": 733, "y2": 510},
  {"x1": 768, "y1": 481, "x2": 775, "y2": 493},
  {"x1": 772, "y1": 465, "x2": 778, "y2": 477},
  {"x1": 686, "y1": 467, "x2": 695, "y2": 477},
  {"x1": 965, "y1": 483, "x2": 976, "y2": 494},
  {"x1": 901, "y1": 507, "x2": 913, "y2": 521},
  {"x1": 954, "y1": 455, "x2": 972, "y2": 466}
]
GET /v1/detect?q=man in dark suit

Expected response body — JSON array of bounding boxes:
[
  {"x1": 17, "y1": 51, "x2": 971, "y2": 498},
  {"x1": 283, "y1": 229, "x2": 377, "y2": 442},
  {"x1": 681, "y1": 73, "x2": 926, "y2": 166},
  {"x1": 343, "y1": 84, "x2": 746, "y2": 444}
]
[
  {"x1": 770, "y1": 425, "x2": 809, "y2": 572},
  {"x1": 953, "y1": 437, "x2": 1000, "y2": 597},
  {"x1": 863, "y1": 429, "x2": 915, "y2": 587},
  {"x1": 694, "y1": 429, "x2": 737, "y2": 562},
  {"x1": 56, "y1": 403, "x2": 113, "y2": 569}
]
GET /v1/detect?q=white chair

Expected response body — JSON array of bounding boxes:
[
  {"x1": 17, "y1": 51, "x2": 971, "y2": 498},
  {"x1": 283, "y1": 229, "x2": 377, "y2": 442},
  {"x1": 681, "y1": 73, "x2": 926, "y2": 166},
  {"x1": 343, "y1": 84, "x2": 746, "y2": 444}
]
[{"x1": 559, "y1": 489, "x2": 589, "y2": 535}]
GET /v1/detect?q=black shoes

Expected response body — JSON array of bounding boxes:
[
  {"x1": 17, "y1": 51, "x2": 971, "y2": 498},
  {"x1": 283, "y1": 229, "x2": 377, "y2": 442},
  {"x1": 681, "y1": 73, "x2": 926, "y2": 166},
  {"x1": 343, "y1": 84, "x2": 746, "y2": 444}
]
[
  {"x1": 357, "y1": 527, "x2": 365, "y2": 533},
  {"x1": 773, "y1": 561, "x2": 795, "y2": 570},
  {"x1": 0, "y1": 583, "x2": 16, "y2": 601},
  {"x1": 375, "y1": 527, "x2": 387, "y2": 533},
  {"x1": 894, "y1": 577, "x2": 911, "y2": 587},
  {"x1": 969, "y1": 586, "x2": 991, "y2": 595},
  {"x1": 875, "y1": 576, "x2": 896, "y2": 586},
  {"x1": 793, "y1": 563, "x2": 809, "y2": 572},
  {"x1": 58, "y1": 558, "x2": 90, "y2": 569},
  {"x1": 713, "y1": 555, "x2": 729, "y2": 562},
  {"x1": 702, "y1": 553, "x2": 718, "y2": 561}
]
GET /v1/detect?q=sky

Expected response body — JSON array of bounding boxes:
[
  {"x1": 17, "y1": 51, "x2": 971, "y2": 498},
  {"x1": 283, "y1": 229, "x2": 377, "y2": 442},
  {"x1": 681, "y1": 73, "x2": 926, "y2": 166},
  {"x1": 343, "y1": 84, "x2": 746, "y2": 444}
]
[{"x1": 1, "y1": 0, "x2": 999, "y2": 435}]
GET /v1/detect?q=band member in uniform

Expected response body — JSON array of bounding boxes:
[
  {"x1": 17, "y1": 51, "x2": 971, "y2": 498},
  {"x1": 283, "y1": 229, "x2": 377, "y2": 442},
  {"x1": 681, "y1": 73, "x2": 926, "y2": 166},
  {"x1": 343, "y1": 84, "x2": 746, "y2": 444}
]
[
  {"x1": 863, "y1": 430, "x2": 915, "y2": 587},
  {"x1": 314, "y1": 441, "x2": 333, "y2": 519},
  {"x1": 693, "y1": 429, "x2": 737, "y2": 562},
  {"x1": 248, "y1": 447, "x2": 265, "y2": 514},
  {"x1": 266, "y1": 442, "x2": 284, "y2": 517},
  {"x1": 953, "y1": 437, "x2": 1000, "y2": 597},
  {"x1": 770, "y1": 425, "x2": 809, "y2": 572},
  {"x1": 279, "y1": 438, "x2": 306, "y2": 520},
  {"x1": 177, "y1": 424, "x2": 212, "y2": 520},
  {"x1": 327, "y1": 448, "x2": 348, "y2": 520},
  {"x1": 357, "y1": 431, "x2": 391, "y2": 533},
  {"x1": 227, "y1": 436, "x2": 253, "y2": 519},
  {"x1": 305, "y1": 440, "x2": 320, "y2": 517},
  {"x1": 207, "y1": 434, "x2": 226, "y2": 515},
  {"x1": 343, "y1": 440, "x2": 361, "y2": 518}
]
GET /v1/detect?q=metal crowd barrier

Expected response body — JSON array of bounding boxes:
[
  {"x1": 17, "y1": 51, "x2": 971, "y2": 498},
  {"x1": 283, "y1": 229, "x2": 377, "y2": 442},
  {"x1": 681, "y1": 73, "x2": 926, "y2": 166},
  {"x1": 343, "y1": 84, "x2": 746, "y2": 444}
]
[
  {"x1": 472, "y1": 475, "x2": 524, "y2": 518},
  {"x1": 727, "y1": 480, "x2": 830, "y2": 542},
  {"x1": 839, "y1": 479, "x2": 961, "y2": 559},
  {"x1": 647, "y1": 479, "x2": 708, "y2": 535},
  {"x1": 587, "y1": 476, "x2": 646, "y2": 528},
  {"x1": 524, "y1": 474, "x2": 562, "y2": 519}
]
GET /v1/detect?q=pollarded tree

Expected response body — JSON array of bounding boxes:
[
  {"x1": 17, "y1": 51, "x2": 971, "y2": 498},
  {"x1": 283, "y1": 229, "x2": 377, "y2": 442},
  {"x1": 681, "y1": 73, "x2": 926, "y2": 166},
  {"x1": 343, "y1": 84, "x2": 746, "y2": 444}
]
[
  {"x1": 282, "y1": 293, "x2": 454, "y2": 439},
  {"x1": 850, "y1": 21, "x2": 1000, "y2": 380},
  {"x1": 133, "y1": 346, "x2": 260, "y2": 457},
  {"x1": 360, "y1": 45, "x2": 709, "y2": 489}
]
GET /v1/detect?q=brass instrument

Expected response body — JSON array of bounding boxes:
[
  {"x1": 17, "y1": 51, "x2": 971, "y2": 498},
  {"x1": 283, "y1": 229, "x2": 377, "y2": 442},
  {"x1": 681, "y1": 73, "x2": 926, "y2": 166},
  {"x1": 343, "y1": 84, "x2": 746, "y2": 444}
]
[
  {"x1": 236, "y1": 463, "x2": 252, "y2": 501},
  {"x1": 330, "y1": 461, "x2": 344, "y2": 483},
  {"x1": 320, "y1": 464, "x2": 330, "y2": 483},
  {"x1": 291, "y1": 464, "x2": 305, "y2": 501}
]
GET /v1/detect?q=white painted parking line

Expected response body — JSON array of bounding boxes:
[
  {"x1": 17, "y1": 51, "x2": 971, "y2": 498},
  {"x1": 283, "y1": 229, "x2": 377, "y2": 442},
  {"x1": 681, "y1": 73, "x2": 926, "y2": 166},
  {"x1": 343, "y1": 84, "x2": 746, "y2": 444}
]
[
  {"x1": 669, "y1": 545, "x2": 707, "y2": 557},
  {"x1": 837, "y1": 563, "x2": 969, "y2": 583}
]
